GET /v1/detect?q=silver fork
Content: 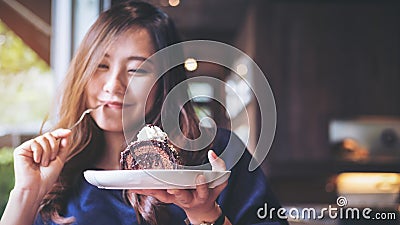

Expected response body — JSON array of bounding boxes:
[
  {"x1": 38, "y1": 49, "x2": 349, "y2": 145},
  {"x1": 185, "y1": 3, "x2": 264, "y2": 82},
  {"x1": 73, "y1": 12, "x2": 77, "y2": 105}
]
[{"x1": 68, "y1": 104, "x2": 104, "y2": 130}]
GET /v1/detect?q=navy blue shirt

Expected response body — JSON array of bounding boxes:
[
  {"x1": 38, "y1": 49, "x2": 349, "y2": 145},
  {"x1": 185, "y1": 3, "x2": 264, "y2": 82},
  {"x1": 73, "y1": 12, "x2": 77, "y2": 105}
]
[{"x1": 34, "y1": 129, "x2": 287, "y2": 225}]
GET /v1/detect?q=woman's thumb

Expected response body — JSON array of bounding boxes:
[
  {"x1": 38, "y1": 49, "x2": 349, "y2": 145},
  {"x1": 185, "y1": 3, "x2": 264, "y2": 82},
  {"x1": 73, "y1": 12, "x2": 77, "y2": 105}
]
[{"x1": 208, "y1": 150, "x2": 226, "y2": 171}]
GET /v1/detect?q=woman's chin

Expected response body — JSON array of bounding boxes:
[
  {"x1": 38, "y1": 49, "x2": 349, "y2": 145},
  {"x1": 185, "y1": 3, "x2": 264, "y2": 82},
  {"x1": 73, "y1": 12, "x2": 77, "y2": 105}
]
[
  {"x1": 92, "y1": 116, "x2": 124, "y2": 132},
  {"x1": 98, "y1": 123, "x2": 124, "y2": 132}
]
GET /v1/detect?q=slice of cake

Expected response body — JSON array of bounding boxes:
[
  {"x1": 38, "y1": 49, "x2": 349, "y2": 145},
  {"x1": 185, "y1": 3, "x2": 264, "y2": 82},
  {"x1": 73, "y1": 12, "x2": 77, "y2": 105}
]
[{"x1": 120, "y1": 125, "x2": 181, "y2": 170}]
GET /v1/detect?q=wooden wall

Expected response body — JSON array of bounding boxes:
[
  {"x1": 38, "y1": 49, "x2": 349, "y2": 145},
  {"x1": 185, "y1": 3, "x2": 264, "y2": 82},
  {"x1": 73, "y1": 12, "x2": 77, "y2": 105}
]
[
  {"x1": 250, "y1": 1, "x2": 400, "y2": 164},
  {"x1": 0, "y1": 0, "x2": 51, "y2": 63},
  {"x1": 236, "y1": 1, "x2": 400, "y2": 203}
]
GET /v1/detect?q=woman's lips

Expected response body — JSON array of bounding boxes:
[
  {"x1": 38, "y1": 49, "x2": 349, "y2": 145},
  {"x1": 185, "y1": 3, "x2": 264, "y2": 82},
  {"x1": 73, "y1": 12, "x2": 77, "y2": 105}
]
[
  {"x1": 107, "y1": 103, "x2": 122, "y2": 109},
  {"x1": 101, "y1": 101, "x2": 134, "y2": 109},
  {"x1": 104, "y1": 101, "x2": 123, "y2": 109}
]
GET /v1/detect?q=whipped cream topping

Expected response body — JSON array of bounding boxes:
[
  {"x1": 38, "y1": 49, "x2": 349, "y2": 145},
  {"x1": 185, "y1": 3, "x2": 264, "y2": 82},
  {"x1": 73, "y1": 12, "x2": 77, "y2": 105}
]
[{"x1": 136, "y1": 125, "x2": 167, "y2": 142}]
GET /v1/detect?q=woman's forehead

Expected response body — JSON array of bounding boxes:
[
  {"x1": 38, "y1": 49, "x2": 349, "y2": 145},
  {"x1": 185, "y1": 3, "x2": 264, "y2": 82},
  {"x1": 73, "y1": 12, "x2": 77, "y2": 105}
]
[{"x1": 103, "y1": 28, "x2": 156, "y2": 59}]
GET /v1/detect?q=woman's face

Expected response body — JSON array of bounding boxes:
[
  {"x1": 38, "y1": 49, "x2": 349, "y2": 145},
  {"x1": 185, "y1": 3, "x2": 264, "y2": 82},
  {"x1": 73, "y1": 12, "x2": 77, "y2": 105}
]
[{"x1": 86, "y1": 28, "x2": 157, "y2": 132}]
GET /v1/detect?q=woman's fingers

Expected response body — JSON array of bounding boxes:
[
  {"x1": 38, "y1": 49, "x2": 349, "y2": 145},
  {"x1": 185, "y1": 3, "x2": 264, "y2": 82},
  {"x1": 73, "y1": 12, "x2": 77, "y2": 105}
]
[
  {"x1": 212, "y1": 179, "x2": 228, "y2": 197},
  {"x1": 30, "y1": 140, "x2": 42, "y2": 164},
  {"x1": 132, "y1": 151, "x2": 228, "y2": 211},
  {"x1": 164, "y1": 175, "x2": 211, "y2": 208},
  {"x1": 50, "y1": 128, "x2": 71, "y2": 140},
  {"x1": 167, "y1": 189, "x2": 194, "y2": 205},
  {"x1": 43, "y1": 132, "x2": 58, "y2": 160},
  {"x1": 138, "y1": 188, "x2": 199, "y2": 207},
  {"x1": 49, "y1": 129, "x2": 71, "y2": 162},
  {"x1": 208, "y1": 150, "x2": 226, "y2": 171},
  {"x1": 194, "y1": 175, "x2": 209, "y2": 203},
  {"x1": 16, "y1": 129, "x2": 72, "y2": 167},
  {"x1": 34, "y1": 135, "x2": 52, "y2": 166}
]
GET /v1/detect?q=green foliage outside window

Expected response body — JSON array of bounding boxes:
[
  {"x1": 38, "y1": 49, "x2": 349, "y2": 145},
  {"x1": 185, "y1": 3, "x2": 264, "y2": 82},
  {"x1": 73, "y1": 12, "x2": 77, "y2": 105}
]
[
  {"x1": 0, "y1": 20, "x2": 54, "y2": 126},
  {"x1": 0, "y1": 22, "x2": 48, "y2": 74},
  {"x1": 0, "y1": 20, "x2": 54, "y2": 216},
  {"x1": 0, "y1": 147, "x2": 14, "y2": 217}
]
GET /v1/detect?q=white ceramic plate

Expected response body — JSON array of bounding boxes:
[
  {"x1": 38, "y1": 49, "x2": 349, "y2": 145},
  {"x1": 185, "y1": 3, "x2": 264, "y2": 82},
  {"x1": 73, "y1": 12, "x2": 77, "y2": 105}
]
[{"x1": 84, "y1": 169, "x2": 231, "y2": 189}]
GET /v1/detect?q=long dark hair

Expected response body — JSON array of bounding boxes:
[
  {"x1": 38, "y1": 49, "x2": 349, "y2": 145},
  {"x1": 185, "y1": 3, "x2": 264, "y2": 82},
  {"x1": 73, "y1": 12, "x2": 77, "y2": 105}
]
[{"x1": 39, "y1": 1, "x2": 207, "y2": 224}]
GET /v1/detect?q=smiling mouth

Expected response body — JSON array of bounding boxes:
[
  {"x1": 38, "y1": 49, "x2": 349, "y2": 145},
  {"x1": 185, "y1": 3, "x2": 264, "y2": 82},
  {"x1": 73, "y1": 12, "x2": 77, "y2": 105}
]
[
  {"x1": 102, "y1": 101, "x2": 135, "y2": 109},
  {"x1": 105, "y1": 102, "x2": 123, "y2": 109}
]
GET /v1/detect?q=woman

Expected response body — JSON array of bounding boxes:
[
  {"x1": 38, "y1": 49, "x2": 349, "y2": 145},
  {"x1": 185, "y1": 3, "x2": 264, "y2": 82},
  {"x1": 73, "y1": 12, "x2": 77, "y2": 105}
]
[{"x1": 0, "y1": 1, "x2": 287, "y2": 225}]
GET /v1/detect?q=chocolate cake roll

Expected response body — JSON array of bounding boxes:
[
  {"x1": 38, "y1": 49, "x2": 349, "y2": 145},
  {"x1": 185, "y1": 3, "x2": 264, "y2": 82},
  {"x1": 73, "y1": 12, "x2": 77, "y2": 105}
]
[{"x1": 120, "y1": 125, "x2": 181, "y2": 170}]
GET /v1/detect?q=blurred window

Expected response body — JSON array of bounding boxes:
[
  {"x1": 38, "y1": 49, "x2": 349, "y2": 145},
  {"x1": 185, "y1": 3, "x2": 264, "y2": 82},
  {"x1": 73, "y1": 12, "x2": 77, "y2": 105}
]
[{"x1": 0, "y1": 20, "x2": 54, "y2": 144}]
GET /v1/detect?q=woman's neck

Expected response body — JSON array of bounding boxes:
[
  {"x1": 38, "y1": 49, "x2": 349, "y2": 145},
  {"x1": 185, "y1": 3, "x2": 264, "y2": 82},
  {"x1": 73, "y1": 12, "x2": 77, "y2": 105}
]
[{"x1": 95, "y1": 131, "x2": 127, "y2": 170}]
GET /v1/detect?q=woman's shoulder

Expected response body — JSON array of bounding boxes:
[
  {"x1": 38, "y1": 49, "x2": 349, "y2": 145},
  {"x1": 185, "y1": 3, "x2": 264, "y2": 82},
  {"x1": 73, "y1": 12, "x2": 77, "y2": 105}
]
[
  {"x1": 213, "y1": 128, "x2": 288, "y2": 225},
  {"x1": 212, "y1": 127, "x2": 248, "y2": 170}
]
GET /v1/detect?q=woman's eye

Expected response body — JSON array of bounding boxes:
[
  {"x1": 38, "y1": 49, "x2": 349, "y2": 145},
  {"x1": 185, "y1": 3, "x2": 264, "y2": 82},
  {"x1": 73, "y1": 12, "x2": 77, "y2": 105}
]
[
  {"x1": 128, "y1": 68, "x2": 148, "y2": 75},
  {"x1": 98, "y1": 64, "x2": 109, "y2": 69}
]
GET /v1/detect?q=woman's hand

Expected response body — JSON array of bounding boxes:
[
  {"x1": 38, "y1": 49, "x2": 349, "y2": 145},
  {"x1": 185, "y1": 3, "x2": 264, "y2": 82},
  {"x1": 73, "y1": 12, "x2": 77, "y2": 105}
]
[
  {"x1": 0, "y1": 129, "x2": 71, "y2": 225},
  {"x1": 132, "y1": 150, "x2": 230, "y2": 224},
  {"x1": 13, "y1": 128, "x2": 71, "y2": 197}
]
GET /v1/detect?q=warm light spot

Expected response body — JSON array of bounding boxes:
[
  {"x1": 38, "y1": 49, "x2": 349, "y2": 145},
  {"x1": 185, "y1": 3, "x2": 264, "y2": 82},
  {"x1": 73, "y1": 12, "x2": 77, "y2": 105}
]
[
  {"x1": 336, "y1": 172, "x2": 400, "y2": 194},
  {"x1": 236, "y1": 63, "x2": 248, "y2": 76},
  {"x1": 168, "y1": 0, "x2": 180, "y2": 7},
  {"x1": 184, "y1": 58, "x2": 198, "y2": 72}
]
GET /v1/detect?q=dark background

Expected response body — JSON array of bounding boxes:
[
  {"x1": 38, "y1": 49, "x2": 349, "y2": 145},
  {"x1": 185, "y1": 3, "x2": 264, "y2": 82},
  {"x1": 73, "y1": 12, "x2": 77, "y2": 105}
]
[{"x1": 165, "y1": 0, "x2": 400, "y2": 204}]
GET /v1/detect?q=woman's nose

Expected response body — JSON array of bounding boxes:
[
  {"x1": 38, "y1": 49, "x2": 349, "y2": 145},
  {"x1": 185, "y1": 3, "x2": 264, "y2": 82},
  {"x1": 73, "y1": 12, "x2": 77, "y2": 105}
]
[{"x1": 103, "y1": 70, "x2": 126, "y2": 95}]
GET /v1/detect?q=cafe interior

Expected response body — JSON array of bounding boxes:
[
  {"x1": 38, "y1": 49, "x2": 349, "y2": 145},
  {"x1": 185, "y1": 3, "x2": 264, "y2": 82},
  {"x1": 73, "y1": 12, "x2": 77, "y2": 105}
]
[{"x1": 0, "y1": 0, "x2": 400, "y2": 224}]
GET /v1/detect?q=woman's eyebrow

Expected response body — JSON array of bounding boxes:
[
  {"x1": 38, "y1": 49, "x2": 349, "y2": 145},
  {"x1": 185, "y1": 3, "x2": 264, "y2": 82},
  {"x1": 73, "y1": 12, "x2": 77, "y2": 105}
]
[
  {"x1": 104, "y1": 53, "x2": 153, "y2": 64},
  {"x1": 127, "y1": 56, "x2": 152, "y2": 63}
]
